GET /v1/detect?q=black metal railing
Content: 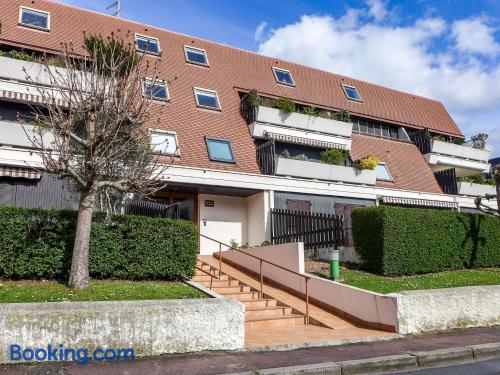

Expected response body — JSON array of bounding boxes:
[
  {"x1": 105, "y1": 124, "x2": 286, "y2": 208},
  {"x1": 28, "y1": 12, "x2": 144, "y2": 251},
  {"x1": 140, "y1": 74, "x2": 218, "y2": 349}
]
[
  {"x1": 124, "y1": 200, "x2": 181, "y2": 219},
  {"x1": 271, "y1": 208, "x2": 345, "y2": 250},
  {"x1": 434, "y1": 168, "x2": 458, "y2": 195},
  {"x1": 256, "y1": 140, "x2": 276, "y2": 175},
  {"x1": 410, "y1": 128, "x2": 432, "y2": 154}
]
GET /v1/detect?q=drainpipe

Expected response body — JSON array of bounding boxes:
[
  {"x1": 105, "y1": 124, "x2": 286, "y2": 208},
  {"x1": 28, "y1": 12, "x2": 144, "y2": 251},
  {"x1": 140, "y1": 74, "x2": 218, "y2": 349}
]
[{"x1": 329, "y1": 248, "x2": 340, "y2": 281}]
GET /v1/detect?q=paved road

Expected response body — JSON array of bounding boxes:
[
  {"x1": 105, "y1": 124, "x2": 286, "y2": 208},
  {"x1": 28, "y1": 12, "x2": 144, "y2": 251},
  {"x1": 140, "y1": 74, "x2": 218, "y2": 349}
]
[
  {"x1": 390, "y1": 358, "x2": 500, "y2": 375},
  {"x1": 1, "y1": 326, "x2": 499, "y2": 375}
]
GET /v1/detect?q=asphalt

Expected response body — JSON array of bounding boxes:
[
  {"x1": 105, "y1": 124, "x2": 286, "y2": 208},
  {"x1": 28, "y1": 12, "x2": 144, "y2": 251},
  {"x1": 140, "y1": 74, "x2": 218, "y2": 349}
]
[
  {"x1": 390, "y1": 358, "x2": 500, "y2": 375},
  {"x1": 1, "y1": 326, "x2": 499, "y2": 375}
]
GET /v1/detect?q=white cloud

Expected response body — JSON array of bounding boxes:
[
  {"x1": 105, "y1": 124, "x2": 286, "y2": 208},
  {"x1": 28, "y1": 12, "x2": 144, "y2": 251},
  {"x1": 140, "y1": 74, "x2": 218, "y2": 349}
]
[
  {"x1": 258, "y1": 12, "x2": 500, "y2": 156},
  {"x1": 452, "y1": 17, "x2": 500, "y2": 56},
  {"x1": 254, "y1": 21, "x2": 267, "y2": 42},
  {"x1": 366, "y1": 0, "x2": 388, "y2": 21}
]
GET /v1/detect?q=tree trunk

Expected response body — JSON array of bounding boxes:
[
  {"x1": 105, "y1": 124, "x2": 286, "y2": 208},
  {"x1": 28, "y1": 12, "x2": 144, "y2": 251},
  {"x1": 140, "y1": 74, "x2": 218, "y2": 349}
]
[{"x1": 68, "y1": 188, "x2": 96, "y2": 290}]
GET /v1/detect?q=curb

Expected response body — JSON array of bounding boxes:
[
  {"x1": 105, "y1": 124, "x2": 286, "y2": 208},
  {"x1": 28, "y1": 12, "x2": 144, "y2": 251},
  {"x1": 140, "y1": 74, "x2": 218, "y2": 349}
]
[{"x1": 227, "y1": 342, "x2": 500, "y2": 375}]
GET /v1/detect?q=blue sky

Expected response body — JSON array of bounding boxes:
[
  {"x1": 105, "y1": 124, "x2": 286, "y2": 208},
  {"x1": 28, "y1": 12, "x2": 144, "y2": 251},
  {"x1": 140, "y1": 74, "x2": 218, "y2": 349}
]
[{"x1": 59, "y1": 0, "x2": 500, "y2": 156}]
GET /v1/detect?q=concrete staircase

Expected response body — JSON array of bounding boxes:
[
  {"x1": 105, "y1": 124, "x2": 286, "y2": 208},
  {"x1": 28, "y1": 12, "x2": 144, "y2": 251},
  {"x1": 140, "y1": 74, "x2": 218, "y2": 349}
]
[{"x1": 193, "y1": 259, "x2": 309, "y2": 329}]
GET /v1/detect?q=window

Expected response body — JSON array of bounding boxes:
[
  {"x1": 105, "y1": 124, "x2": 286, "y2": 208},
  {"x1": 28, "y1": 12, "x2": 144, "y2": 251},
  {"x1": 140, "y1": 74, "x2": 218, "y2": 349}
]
[
  {"x1": 194, "y1": 88, "x2": 220, "y2": 110},
  {"x1": 135, "y1": 34, "x2": 160, "y2": 55},
  {"x1": 375, "y1": 163, "x2": 392, "y2": 181},
  {"x1": 272, "y1": 67, "x2": 295, "y2": 86},
  {"x1": 184, "y1": 46, "x2": 209, "y2": 66},
  {"x1": 142, "y1": 79, "x2": 169, "y2": 101},
  {"x1": 150, "y1": 131, "x2": 179, "y2": 155},
  {"x1": 341, "y1": 84, "x2": 362, "y2": 102},
  {"x1": 19, "y1": 7, "x2": 50, "y2": 30},
  {"x1": 205, "y1": 137, "x2": 235, "y2": 163}
]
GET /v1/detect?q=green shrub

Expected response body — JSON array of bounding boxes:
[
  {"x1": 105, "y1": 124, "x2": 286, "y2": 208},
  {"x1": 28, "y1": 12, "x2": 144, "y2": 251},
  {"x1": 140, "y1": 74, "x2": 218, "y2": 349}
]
[
  {"x1": 0, "y1": 205, "x2": 197, "y2": 280},
  {"x1": 301, "y1": 106, "x2": 317, "y2": 116},
  {"x1": 352, "y1": 206, "x2": 500, "y2": 276},
  {"x1": 272, "y1": 97, "x2": 296, "y2": 113},
  {"x1": 320, "y1": 148, "x2": 347, "y2": 165},
  {"x1": 333, "y1": 109, "x2": 350, "y2": 122},
  {"x1": 8, "y1": 50, "x2": 36, "y2": 62},
  {"x1": 459, "y1": 174, "x2": 496, "y2": 186},
  {"x1": 242, "y1": 89, "x2": 262, "y2": 111}
]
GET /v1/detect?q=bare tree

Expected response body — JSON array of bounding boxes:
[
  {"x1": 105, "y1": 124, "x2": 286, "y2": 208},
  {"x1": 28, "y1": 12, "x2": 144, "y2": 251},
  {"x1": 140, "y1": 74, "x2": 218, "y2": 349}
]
[
  {"x1": 19, "y1": 32, "x2": 172, "y2": 289},
  {"x1": 474, "y1": 164, "x2": 500, "y2": 216}
]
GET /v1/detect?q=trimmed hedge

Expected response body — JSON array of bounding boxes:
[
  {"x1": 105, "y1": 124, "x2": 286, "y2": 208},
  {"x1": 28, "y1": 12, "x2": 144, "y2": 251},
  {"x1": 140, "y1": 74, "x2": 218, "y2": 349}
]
[
  {"x1": 352, "y1": 206, "x2": 500, "y2": 276},
  {"x1": 0, "y1": 205, "x2": 197, "y2": 280}
]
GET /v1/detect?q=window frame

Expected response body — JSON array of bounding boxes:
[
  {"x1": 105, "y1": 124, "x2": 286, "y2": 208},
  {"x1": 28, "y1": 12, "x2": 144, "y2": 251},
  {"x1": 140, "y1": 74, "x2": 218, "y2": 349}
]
[
  {"x1": 134, "y1": 33, "x2": 161, "y2": 55},
  {"x1": 272, "y1": 67, "x2": 295, "y2": 87},
  {"x1": 193, "y1": 87, "x2": 221, "y2": 110},
  {"x1": 184, "y1": 45, "x2": 209, "y2": 67},
  {"x1": 341, "y1": 84, "x2": 363, "y2": 102},
  {"x1": 375, "y1": 162, "x2": 393, "y2": 182},
  {"x1": 149, "y1": 129, "x2": 180, "y2": 156},
  {"x1": 205, "y1": 136, "x2": 236, "y2": 163},
  {"x1": 142, "y1": 78, "x2": 170, "y2": 102},
  {"x1": 19, "y1": 6, "x2": 50, "y2": 31}
]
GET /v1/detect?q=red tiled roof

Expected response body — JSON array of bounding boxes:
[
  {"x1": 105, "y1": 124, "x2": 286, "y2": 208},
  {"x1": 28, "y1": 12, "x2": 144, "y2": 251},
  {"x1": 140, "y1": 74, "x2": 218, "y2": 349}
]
[
  {"x1": 350, "y1": 134, "x2": 443, "y2": 193},
  {"x1": 0, "y1": 0, "x2": 460, "y2": 187}
]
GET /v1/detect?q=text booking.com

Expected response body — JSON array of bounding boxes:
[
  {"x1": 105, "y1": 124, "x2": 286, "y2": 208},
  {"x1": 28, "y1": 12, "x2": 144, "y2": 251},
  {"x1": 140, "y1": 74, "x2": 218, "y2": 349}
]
[{"x1": 9, "y1": 344, "x2": 135, "y2": 365}]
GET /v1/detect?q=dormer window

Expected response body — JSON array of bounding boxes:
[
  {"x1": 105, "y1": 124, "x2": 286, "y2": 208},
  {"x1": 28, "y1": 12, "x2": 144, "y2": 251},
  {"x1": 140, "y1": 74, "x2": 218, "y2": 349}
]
[
  {"x1": 19, "y1": 7, "x2": 50, "y2": 31},
  {"x1": 375, "y1": 163, "x2": 392, "y2": 181},
  {"x1": 341, "y1": 84, "x2": 362, "y2": 102},
  {"x1": 135, "y1": 34, "x2": 161, "y2": 55},
  {"x1": 184, "y1": 46, "x2": 209, "y2": 66},
  {"x1": 142, "y1": 79, "x2": 169, "y2": 101},
  {"x1": 272, "y1": 67, "x2": 295, "y2": 86}
]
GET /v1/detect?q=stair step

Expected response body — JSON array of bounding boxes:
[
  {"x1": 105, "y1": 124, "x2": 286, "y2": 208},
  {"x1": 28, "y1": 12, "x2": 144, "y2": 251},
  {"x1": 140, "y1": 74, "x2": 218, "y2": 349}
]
[
  {"x1": 245, "y1": 314, "x2": 306, "y2": 329},
  {"x1": 245, "y1": 306, "x2": 293, "y2": 319},
  {"x1": 192, "y1": 274, "x2": 229, "y2": 282},
  {"x1": 221, "y1": 291, "x2": 261, "y2": 300},
  {"x1": 240, "y1": 298, "x2": 278, "y2": 308},
  {"x1": 198, "y1": 279, "x2": 240, "y2": 287},
  {"x1": 212, "y1": 285, "x2": 251, "y2": 294}
]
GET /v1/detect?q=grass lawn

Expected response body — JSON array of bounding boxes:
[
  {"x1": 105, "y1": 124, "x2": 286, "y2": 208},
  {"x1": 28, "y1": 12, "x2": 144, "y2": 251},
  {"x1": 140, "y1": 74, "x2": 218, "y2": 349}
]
[
  {"x1": 306, "y1": 260, "x2": 500, "y2": 294},
  {"x1": 0, "y1": 280, "x2": 205, "y2": 303}
]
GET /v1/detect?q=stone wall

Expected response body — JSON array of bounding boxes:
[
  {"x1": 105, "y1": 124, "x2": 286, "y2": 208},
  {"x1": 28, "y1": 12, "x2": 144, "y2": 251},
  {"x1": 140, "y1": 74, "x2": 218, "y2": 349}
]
[
  {"x1": 0, "y1": 298, "x2": 245, "y2": 363},
  {"x1": 391, "y1": 285, "x2": 500, "y2": 334}
]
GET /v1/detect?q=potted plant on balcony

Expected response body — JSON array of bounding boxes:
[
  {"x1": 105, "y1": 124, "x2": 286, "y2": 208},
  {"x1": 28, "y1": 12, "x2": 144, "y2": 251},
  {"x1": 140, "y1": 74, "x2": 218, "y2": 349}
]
[
  {"x1": 353, "y1": 155, "x2": 380, "y2": 170},
  {"x1": 272, "y1": 97, "x2": 296, "y2": 113},
  {"x1": 241, "y1": 89, "x2": 262, "y2": 123},
  {"x1": 320, "y1": 148, "x2": 348, "y2": 165}
]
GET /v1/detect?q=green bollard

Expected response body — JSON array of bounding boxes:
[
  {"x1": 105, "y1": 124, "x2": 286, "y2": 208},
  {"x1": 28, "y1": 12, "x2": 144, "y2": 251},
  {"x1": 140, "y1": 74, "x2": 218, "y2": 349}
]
[{"x1": 329, "y1": 249, "x2": 340, "y2": 280}]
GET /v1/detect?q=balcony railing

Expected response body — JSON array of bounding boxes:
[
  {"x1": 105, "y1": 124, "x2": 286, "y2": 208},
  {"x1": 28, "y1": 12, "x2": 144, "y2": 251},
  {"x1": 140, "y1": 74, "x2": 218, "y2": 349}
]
[
  {"x1": 457, "y1": 182, "x2": 496, "y2": 197},
  {"x1": 256, "y1": 140, "x2": 376, "y2": 185}
]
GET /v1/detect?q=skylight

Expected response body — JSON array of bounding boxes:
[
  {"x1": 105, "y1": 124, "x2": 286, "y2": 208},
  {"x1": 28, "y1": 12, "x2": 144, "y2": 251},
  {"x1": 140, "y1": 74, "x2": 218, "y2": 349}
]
[
  {"x1": 272, "y1": 67, "x2": 295, "y2": 86},
  {"x1": 205, "y1": 137, "x2": 235, "y2": 163},
  {"x1": 142, "y1": 79, "x2": 169, "y2": 101},
  {"x1": 19, "y1": 7, "x2": 50, "y2": 31},
  {"x1": 184, "y1": 46, "x2": 209, "y2": 66},
  {"x1": 150, "y1": 131, "x2": 179, "y2": 155},
  {"x1": 135, "y1": 34, "x2": 161, "y2": 55},
  {"x1": 341, "y1": 84, "x2": 362, "y2": 102},
  {"x1": 375, "y1": 163, "x2": 392, "y2": 181},
  {"x1": 194, "y1": 88, "x2": 220, "y2": 110}
]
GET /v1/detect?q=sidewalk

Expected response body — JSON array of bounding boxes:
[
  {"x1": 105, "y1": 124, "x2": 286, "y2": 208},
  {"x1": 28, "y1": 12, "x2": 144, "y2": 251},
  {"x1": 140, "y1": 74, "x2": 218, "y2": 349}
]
[{"x1": 2, "y1": 326, "x2": 499, "y2": 375}]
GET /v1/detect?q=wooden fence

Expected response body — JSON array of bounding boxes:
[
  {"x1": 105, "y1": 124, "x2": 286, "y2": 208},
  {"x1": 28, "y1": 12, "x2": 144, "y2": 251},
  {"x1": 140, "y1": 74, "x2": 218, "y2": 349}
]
[{"x1": 271, "y1": 208, "x2": 345, "y2": 250}]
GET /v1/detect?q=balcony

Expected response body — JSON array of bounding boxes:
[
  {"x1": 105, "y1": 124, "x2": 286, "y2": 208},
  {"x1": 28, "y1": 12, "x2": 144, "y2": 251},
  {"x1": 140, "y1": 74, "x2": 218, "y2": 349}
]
[
  {"x1": 457, "y1": 182, "x2": 496, "y2": 197},
  {"x1": 256, "y1": 141, "x2": 376, "y2": 185},
  {"x1": 249, "y1": 106, "x2": 353, "y2": 150},
  {"x1": 0, "y1": 120, "x2": 54, "y2": 149},
  {"x1": 424, "y1": 140, "x2": 491, "y2": 177}
]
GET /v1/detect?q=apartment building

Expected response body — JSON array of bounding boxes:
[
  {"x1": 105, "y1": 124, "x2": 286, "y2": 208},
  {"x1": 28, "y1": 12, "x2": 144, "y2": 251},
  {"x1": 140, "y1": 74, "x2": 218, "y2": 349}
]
[{"x1": 0, "y1": 0, "x2": 494, "y2": 254}]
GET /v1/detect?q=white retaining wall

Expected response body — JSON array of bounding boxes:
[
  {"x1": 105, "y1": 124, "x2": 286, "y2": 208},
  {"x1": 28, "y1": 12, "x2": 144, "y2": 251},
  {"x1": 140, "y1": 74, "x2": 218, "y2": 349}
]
[
  {"x1": 0, "y1": 298, "x2": 244, "y2": 363},
  {"x1": 390, "y1": 285, "x2": 500, "y2": 334}
]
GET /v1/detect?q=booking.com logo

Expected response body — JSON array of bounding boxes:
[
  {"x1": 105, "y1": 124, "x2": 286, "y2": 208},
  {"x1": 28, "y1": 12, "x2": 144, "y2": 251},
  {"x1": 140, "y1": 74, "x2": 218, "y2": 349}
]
[{"x1": 8, "y1": 344, "x2": 135, "y2": 365}]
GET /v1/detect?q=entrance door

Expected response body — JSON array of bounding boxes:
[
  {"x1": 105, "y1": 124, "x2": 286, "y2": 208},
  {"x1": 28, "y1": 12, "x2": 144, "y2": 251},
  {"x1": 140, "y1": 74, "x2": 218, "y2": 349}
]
[{"x1": 334, "y1": 204, "x2": 363, "y2": 247}]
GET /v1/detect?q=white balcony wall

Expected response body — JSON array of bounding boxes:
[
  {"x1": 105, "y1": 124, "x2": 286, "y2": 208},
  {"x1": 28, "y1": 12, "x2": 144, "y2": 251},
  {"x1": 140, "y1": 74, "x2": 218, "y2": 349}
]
[
  {"x1": 0, "y1": 120, "x2": 54, "y2": 148},
  {"x1": 457, "y1": 182, "x2": 496, "y2": 197},
  {"x1": 255, "y1": 106, "x2": 353, "y2": 138},
  {"x1": 430, "y1": 140, "x2": 490, "y2": 163},
  {"x1": 275, "y1": 157, "x2": 376, "y2": 185}
]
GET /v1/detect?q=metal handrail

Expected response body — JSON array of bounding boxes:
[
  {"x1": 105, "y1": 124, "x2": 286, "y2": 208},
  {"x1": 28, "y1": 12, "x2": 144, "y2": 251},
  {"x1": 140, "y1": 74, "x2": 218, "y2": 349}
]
[
  {"x1": 200, "y1": 233, "x2": 310, "y2": 324},
  {"x1": 195, "y1": 265, "x2": 219, "y2": 290}
]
